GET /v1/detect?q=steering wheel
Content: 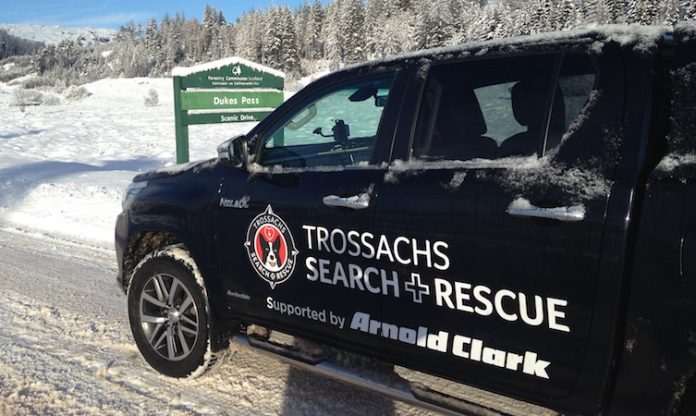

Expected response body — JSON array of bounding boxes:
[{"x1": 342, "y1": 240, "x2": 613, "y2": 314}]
[{"x1": 263, "y1": 146, "x2": 307, "y2": 169}]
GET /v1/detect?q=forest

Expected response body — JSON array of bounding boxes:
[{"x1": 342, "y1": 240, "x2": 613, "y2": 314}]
[{"x1": 4, "y1": 0, "x2": 696, "y2": 85}]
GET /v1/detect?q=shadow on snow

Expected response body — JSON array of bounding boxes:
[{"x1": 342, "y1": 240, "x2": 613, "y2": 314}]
[{"x1": 0, "y1": 157, "x2": 163, "y2": 210}]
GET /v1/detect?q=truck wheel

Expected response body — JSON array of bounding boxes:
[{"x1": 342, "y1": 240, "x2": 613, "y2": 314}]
[{"x1": 127, "y1": 245, "x2": 225, "y2": 378}]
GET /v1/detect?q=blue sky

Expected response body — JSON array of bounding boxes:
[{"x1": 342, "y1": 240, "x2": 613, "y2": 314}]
[{"x1": 0, "y1": 0, "x2": 321, "y2": 28}]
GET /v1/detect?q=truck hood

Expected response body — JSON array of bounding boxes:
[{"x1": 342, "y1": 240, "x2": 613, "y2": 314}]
[{"x1": 132, "y1": 158, "x2": 218, "y2": 182}]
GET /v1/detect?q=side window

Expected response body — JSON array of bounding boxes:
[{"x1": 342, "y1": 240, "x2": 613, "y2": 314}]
[
  {"x1": 259, "y1": 76, "x2": 394, "y2": 169},
  {"x1": 412, "y1": 55, "x2": 557, "y2": 162},
  {"x1": 474, "y1": 82, "x2": 526, "y2": 146},
  {"x1": 546, "y1": 54, "x2": 596, "y2": 152},
  {"x1": 411, "y1": 53, "x2": 597, "y2": 162}
]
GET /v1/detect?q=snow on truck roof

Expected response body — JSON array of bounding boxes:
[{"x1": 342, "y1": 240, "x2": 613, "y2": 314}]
[{"x1": 324, "y1": 24, "x2": 680, "y2": 81}]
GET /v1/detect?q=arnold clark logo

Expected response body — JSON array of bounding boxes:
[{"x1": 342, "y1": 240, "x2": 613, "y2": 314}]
[{"x1": 245, "y1": 205, "x2": 299, "y2": 288}]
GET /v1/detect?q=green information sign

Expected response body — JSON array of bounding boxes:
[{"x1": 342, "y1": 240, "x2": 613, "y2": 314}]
[
  {"x1": 172, "y1": 57, "x2": 285, "y2": 163},
  {"x1": 180, "y1": 90, "x2": 284, "y2": 110},
  {"x1": 183, "y1": 111, "x2": 273, "y2": 125}
]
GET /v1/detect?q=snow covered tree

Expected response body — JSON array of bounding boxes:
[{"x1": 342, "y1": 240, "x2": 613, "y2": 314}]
[
  {"x1": 558, "y1": 0, "x2": 580, "y2": 30},
  {"x1": 662, "y1": 0, "x2": 679, "y2": 24},
  {"x1": 687, "y1": 0, "x2": 696, "y2": 20},
  {"x1": 262, "y1": 6, "x2": 283, "y2": 69},
  {"x1": 370, "y1": 3, "x2": 417, "y2": 57},
  {"x1": 279, "y1": 6, "x2": 302, "y2": 75},
  {"x1": 607, "y1": 0, "x2": 627, "y2": 23},
  {"x1": 415, "y1": 0, "x2": 455, "y2": 48},
  {"x1": 29, "y1": 0, "x2": 696, "y2": 86},
  {"x1": 324, "y1": 0, "x2": 345, "y2": 67},
  {"x1": 639, "y1": 0, "x2": 660, "y2": 23},
  {"x1": 294, "y1": 2, "x2": 311, "y2": 59},
  {"x1": 306, "y1": 0, "x2": 325, "y2": 59},
  {"x1": 144, "y1": 19, "x2": 159, "y2": 55},
  {"x1": 342, "y1": 0, "x2": 367, "y2": 64},
  {"x1": 203, "y1": 4, "x2": 217, "y2": 53},
  {"x1": 0, "y1": 29, "x2": 44, "y2": 59},
  {"x1": 627, "y1": 0, "x2": 640, "y2": 22},
  {"x1": 235, "y1": 11, "x2": 263, "y2": 63},
  {"x1": 365, "y1": 0, "x2": 388, "y2": 58},
  {"x1": 581, "y1": 0, "x2": 600, "y2": 23}
]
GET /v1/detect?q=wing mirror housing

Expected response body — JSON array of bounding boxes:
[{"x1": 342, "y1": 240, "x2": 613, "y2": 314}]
[{"x1": 217, "y1": 134, "x2": 249, "y2": 168}]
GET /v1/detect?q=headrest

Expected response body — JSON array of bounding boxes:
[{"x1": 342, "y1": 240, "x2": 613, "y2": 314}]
[
  {"x1": 512, "y1": 80, "x2": 548, "y2": 127},
  {"x1": 438, "y1": 86, "x2": 487, "y2": 137}
]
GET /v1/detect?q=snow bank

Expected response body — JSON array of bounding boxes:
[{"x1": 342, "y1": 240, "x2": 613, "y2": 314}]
[{"x1": 0, "y1": 78, "x2": 256, "y2": 247}]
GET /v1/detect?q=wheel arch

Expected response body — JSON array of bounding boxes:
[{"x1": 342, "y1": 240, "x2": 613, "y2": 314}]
[
  {"x1": 120, "y1": 229, "x2": 183, "y2": 292},
  {"x1": 121, "y1": 226, "x2": 235, "y2": 352}
]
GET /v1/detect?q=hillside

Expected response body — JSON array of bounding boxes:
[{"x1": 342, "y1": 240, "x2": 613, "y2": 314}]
[{"x1": 0, "y1": 23, "x2": 116, "y2": 45}]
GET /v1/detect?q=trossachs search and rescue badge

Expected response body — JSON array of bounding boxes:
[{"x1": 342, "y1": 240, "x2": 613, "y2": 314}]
[{"x1": 244, "y1": 205, "x2": 299, "y2": 289}]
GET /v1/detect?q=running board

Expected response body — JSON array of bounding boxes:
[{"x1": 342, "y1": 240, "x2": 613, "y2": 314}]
[{"x1": 232, "y1": 334, "x2": 552, "y2": 416}]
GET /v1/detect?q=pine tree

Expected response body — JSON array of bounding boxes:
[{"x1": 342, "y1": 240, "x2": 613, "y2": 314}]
[
  {"x1": 639, "y1": 0, "x2": 659, "y2": 23},
  {"x1": 663, "y1": 0, "x2": 679, "y2": 24},
  {"x1": 607, "y1": 0, "x2": 627, "y2": 23},
  {"x1": 145, "y1": 19, "x2": 158, "y2": 54},
  {"x1": 342, "y1": 0, "x2": 367, "y2": 64},
  {"x1": 203, "y1": 4, "x2": 217, "y2": 54},
  {"x1": 626, "y1": 0, "x2": 639, "y2": 22},
  {"x1": 541, "y1": 0, "x2": 554, "y2": 32},
  {"x1": 559, "y1": 0, "x2": 580, "y2": 29},
  {"x1": 215, "y1": 11, "x2": 228, "y2": 59},
  {"x1": 324, "y1": 0, "x2": 346, "y2": 67},
  {"x1": 372, "y1": 3, "x2": 417, "y2": 57},
  {"x1": 279, "y1": 6, "x2": 301, "y2": 75},
  {"x1": 365, "y1": 0, "x2": 388, "y2": 58},
  {"x1": 294, "y1": 2, "x2": 311, "y2": 59},
  {"x1": 415, "y1": 0, "x2": 455, "y2": 48},
  {"x1": 262, "y1": 6, "x2": 283, "y2": 69},
  {"x1": 306, "y1": 0, "x2": 325, "y2": 60},
  {"x1": 447, "y1": 0, "x2": 480, "y2": 43},
  {"x1": 581, "y1": 0, "x2": 600, "y2": 23},
  {"x1": 687, "y1": 0, "x2": 696, "y2": 20}
]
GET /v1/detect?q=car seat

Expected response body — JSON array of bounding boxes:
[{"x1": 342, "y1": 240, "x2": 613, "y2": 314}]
[
  {"x1": 500, "y1": 80, "x2": 566, "y2": 157},
  {"x1": 428, "y1": 85, "x2": 497, "y2": 161}
]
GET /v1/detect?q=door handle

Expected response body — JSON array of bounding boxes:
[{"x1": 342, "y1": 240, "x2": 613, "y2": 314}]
[
  {"x1": 323, "y1": 193, "x2": 370, "y2": 210},
  {"x1": 507, "y1": 198, "x2": 585, "y2": 222}
]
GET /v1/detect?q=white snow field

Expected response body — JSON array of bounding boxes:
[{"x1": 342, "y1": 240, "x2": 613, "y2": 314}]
[
  {"x1": 0, "y1": 77, "x2": 253, "y2": 246},
  {"x1": 0, "y1": 79, "x2": 434, "y2": 415}
]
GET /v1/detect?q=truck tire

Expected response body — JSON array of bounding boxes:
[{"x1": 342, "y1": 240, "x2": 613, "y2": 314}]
[{"x1": 127, "y1": 244, "x2": 226, "y2": 378}]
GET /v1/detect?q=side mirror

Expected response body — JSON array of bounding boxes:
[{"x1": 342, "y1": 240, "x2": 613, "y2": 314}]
[
  {"x1": 217, "y1": 134, "x2": 248, "y2": 168},
  {"x1": 374, "y1": 95, "x2": 388, "y2": 107}
]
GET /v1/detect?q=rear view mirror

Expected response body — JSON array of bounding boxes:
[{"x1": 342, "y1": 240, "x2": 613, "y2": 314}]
[
  {"x1": 375, "y1": 95, "x2": 388, "y2": 107},
  {"x1": 348, "y1": 86, "x2": 377, "y2": 102}
]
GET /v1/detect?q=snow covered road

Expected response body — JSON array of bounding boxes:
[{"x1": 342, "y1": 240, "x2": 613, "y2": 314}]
[
  {"x1": 0, "y1": 227, "x2": 434, "y2": 415},
  {"x1": 0, "y1": 77, "x2": 436, "y2": 415}
]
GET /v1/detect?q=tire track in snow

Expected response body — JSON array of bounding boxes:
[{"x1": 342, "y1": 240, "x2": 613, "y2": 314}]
[{"x1": 0, "y1": 229, "x2": 432, "y2": 415}]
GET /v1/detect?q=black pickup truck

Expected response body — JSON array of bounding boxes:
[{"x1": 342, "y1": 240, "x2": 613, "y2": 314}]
[{"x1": 115, "y1": 24, "x2": 696, "y2": 415}]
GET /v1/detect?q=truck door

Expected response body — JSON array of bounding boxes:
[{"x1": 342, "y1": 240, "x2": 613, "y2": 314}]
[
  {"x1": 214, "y1": 70, "x2": 410, "y2": 352},
  {"x1": 370, "y1": 50, "x2": 627, "y2": 412}
]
